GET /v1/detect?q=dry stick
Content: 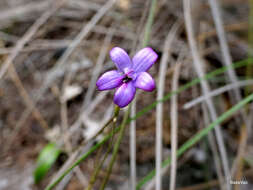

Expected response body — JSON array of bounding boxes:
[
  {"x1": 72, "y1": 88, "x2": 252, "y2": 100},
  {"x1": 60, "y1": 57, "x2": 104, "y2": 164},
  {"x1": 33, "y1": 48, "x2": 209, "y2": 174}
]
[
  {"x1": 64, "y1": 26, "x2": 115, "y2": 145},
  {"x1": 61, "y1": 71, "x2": 73, "y2": 152},
  {"x1": 197, "y1": 22, "x2": 248, "y2": 43},
  {"x1": 0, "y1": 24, "x2": 136, "y2": 55},
  {"x1": 0, "y1": 1, "x2": 51, "y2": 21},
  {"x1": 208, "y1": 0, "x2": 245, "y2": 109},
  {"x1": 208, "y1": 1, "x2": 250, "y2": 181},
  {"x1": 145, "y1": 129, "x2": 196, "y2": 190},
  {"x1": 184, "y1": 79, "x2": 253, "y2": 110},
  {"x1": 234, "y1": 0, "x2": 253, "y2": 181},
  {"x1": 169, "y1": 61, "x2": 182, "y2": 190},
  {"x1": 12, "y1": 0, "x2": 117, "y2": 144},
  {"x1": 75, "y1": 28, "x2": 117, "y2": 186},
  {"x1": 8, "y1": 64, "x2": 48, "y2": 130},
  {"x1": 48, "y1": 143, "x2": 92, "y2": 187},
  {"x1": 0, "y1": 21, "x2": 246, "y2": 55},
  {"x1": 145, "y1": 46, "x2": 186, "y2": 190},
  {"x1": 43, "y1": 0, "x2": 117, "y2": 90},
  {"x1": 73, "y1": 28, "x2": 114, "y2": 142},
  {"x1": 82, "y1": 27, "x2": 114, "y2": 108},
  {"x1": 198, "y1": 26, "x2": 224, "y2": 190},
  {"x1": 183, "y1": 1, "x2": 231, "y2": 190},
  {"x1": 58, "y1": 103, "x2": 114, "y2": 189},
  {"x1": 60, "y1": 66, "x2": 89, "y2": 188},
  {"x1": 156, "y1": 21, "x2": 181, "y2": 190},
  {"x1": 2, "y1": 0, "x2": 65, "y2": 152},
  {"x1": 0, "y1": 0, "x2": 64, "y2": 81},
  {"x1": 233, "y1": 125, "x2": 247, "y2": 190},
  {"x1": 3, "y1": 65, "x2": 49, "y2": 156},
  {"x1": 202, "y1": 104, "x2": 225, "y2": 190},
  {"x1": 69, "y1": 91, "x2": 109, "y2": 135},
  {"x1": 2, "y1": 0, "x2": 65, "y2": 154}
]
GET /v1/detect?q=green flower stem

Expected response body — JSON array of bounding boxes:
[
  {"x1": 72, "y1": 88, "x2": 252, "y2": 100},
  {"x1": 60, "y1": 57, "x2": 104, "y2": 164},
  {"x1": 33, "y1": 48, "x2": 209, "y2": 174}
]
[
  {"x1": 136, "y1": 93, "x2": 253, "y2": 189},
  {"x1": 45, "y1": 106, "x2": 120, "y2": 190},
  {"x1": 91, "y1": 106, "x2": 120, "y2": 141},
  {"x1": 99, "y1": 106, "x2": 130, "y2": 190},
  {"x1": 45, "y1": 58, "x2": 252, "y2": 190},
  {"x1": 85, "y1": 106, "x2": 120, "y2": 190},
  {"x1": 85, "y1": 146, "x2": 104, "y2": 190},
  {"x1": 97, "y1": 0, "x2": 158, "y2": 188}
]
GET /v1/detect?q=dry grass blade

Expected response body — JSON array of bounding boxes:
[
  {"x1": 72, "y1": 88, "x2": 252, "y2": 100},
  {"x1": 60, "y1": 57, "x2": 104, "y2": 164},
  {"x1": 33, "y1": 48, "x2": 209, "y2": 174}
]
[
  {"x1": 156, "y1": 20, "x2": 181, "y2": 190},
  {"x1": 232, "y1": 125, "x2": 247, "y2": 190},
  {"x1": 1, "y1": 0, "x2": 66, "y2": 153},
  {"x1": 8, "y1": 65, "x2": 49, "y2": 130},
  {"x1": 208, "y1": 0, "x2": 243, "y2": 105},
  {"x1": 11, "y1": 0, "x2": 117, "y2": 142},
  {"x1": 43, "y1": 0, "x2": 117, "y2": 91},
  {"x1": 83, "y1": 28, "x2": 114, "y2": 108},
  {"x1": 202, "y1": 104, "x2": 225, "y2": 189},
  {"x1": 208, "y1": 1, "x2": 250, "y2": 180},
  {"x1": 48, "y1": 145, "x2": 90, "y2": 187},
  {"x1": 0, "y1": 0, "x2": 65, "y2": 81},
  {"x1": 130, "y1": 98, "x2": 136, "y2": 190},
  {"x1": 170, "y1": 61, "x2": 182, "y2": 190},
  {"x1": 129, "y1": 2, "x2": 150, "y2": 189},
  {"x1": 183, "y1": 0, "x2": 231, "y2": 189},
  {"x1": 69, "y1": 91, "x2": 109, "y2": 138},
  {"x1": 184, "y1": 79, "x2": 253, "y2": 110},
  {"x1": 0, "y1": 1, "x2": 50, "y2": 21}
]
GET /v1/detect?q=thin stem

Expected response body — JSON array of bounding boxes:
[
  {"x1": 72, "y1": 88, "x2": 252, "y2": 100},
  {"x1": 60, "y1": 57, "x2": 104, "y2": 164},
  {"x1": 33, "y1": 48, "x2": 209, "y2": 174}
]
[
  {"x1": 88, "y1": 106, "x2": 120, "y2": 142},
  {"x1": 45, "y1": 106, "x2": 120, "y2": 190},
  {"x1": 45, "y1": 58, "x2": 252, "y2": 190},
  {"x1": 85, "y1": 106, "x2": 120, "y2": 190},
  {"x1": 99, "y1": 106, "x2": 130, "y2": 190}
]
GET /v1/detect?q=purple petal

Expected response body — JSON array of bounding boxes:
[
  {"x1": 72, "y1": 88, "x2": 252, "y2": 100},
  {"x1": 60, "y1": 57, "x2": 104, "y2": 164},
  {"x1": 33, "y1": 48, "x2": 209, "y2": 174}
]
[
  {"x1": 134, "y1": 72, "x2": 155, "y2": 92},
  {"x1": 114, "y1": 82, "x2": 136, "y2": 108},
  {"x1": 110, "y1": 47, "x2": 132, "y2": 72},
  {"x1": 132, "y1": 47, "x2": 158, "y2": 73},
  {"x1": 96, "y1": 70, "x2": 123, "y2": 90}
]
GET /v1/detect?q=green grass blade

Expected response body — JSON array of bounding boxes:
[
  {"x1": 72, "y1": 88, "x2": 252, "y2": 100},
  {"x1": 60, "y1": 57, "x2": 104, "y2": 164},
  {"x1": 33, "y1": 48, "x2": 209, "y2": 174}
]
[
  {"x1": 44, "y1": 57, "x2": 252, "y2": 190},
  {"x1": 130, "y1": 57, "x2": 253, "y2": 122},
  {"x1": 45, "y1": 135, "x2": 112, "y2": 190},
  {"x1": 136, "y1": 93, "x2": 253, "y2": 189}
]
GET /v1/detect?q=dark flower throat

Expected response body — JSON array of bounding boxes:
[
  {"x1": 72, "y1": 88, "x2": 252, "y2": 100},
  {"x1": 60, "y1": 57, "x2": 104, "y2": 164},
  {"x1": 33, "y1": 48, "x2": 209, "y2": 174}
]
[{"x1": 123, "y1": 76, "x2": 132, "y2": 83}]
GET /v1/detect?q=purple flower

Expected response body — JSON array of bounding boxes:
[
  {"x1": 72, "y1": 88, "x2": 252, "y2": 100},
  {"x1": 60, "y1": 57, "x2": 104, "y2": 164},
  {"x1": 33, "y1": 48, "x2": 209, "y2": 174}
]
[{"x1": 96, "y1": 47, "x2": 158, "y2": 108}]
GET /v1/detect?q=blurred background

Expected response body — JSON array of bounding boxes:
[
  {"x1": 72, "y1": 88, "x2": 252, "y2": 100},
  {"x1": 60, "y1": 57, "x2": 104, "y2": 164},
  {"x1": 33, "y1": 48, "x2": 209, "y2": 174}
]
[{"x1": 0, "y1": 0, "x2": 253, "y2": 189}]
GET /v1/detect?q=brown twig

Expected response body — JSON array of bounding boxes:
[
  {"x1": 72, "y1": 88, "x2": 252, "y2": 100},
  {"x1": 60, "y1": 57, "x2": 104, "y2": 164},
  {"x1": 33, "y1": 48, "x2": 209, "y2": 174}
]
[{"x1": 0, "y1": 0, "x2": 65, "y2": 80}]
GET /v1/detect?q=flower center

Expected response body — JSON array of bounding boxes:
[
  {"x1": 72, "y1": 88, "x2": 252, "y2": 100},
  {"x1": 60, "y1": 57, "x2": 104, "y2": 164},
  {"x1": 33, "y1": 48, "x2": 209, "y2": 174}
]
[{"x1": 122, "y1": 75, "x2": 132, "y2": 83}]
